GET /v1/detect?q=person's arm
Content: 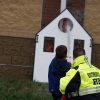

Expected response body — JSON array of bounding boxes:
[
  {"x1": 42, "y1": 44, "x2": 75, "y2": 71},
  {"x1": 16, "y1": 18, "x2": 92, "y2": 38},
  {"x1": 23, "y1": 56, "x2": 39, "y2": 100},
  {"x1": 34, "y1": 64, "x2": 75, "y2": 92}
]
[
  {"x1": 65, "y1": 71, "x2": 80, "y2": 93},
  {"x1": 65, "y1": 62, "x2": 71, "y2": 72},
  {"x1": 59, "y1": 69, "x2": 78, "y2": 94}
]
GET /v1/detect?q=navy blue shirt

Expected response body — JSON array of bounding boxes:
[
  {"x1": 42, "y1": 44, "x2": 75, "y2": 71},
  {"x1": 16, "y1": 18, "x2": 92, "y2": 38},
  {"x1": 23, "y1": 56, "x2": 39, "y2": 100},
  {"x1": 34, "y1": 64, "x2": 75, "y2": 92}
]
[{"x1": 48, "y1": 57, "x2": 70, "y2": 95}]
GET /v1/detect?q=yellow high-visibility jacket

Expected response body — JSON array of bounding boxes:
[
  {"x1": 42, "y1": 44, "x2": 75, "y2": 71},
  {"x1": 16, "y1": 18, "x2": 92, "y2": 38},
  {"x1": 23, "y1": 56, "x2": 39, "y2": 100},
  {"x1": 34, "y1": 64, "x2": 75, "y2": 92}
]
[{"x1": 60, "y1": 55, "x2": 100, "y2": 99}]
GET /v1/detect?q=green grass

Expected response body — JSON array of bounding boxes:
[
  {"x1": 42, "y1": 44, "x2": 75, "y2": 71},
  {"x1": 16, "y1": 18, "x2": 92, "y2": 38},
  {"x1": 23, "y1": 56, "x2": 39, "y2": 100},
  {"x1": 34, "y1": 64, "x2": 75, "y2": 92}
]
[{"x1": 0, "y1": 76, "x2": 52, "y2": 100}]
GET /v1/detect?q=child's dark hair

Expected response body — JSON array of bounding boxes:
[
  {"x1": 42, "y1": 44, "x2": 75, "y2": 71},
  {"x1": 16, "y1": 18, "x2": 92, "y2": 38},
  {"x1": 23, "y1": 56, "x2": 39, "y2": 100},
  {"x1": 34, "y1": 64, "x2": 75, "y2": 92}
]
[
  {"x1": 73, "y1": 48, "x2": 85, "y2": 59},
  {"x1": 56, "y1": 45, "x2": 67, "y2": 59}
]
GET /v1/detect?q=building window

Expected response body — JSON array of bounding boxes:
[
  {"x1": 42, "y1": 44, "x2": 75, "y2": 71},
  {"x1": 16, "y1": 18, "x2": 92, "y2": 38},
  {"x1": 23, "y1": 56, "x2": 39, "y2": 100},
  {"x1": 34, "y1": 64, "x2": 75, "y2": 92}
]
[
  {"x1": 43, "y1": 37, "x2": 55, "y2": 52},
  {"x1": 58, "y1": 18, "x2": 73, "y2": 33},
  {"x1": 74, "y1": 39, "x2": 84, "y2": 49}
]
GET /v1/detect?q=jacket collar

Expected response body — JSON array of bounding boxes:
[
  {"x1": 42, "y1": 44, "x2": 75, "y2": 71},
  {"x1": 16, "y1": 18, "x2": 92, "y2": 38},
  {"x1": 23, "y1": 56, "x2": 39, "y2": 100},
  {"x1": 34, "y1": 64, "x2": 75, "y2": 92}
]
[{"x1": 71, "y1": 55, "x2": 87, "y2": 68}]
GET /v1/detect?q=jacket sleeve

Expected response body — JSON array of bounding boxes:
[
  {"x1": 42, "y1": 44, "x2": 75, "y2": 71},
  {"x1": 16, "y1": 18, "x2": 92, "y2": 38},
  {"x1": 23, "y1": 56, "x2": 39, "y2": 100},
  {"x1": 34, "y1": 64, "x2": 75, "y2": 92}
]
[{"x1": 59, "y1": 69, "x2": 78, "y2": 94}]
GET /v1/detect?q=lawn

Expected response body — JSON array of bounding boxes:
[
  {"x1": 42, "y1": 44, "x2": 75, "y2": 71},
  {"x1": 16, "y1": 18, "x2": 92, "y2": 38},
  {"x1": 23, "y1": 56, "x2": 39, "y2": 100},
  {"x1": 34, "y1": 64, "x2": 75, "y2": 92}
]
[{"x1": 0, "y1": 76, "x2": 52, "y2": 100}]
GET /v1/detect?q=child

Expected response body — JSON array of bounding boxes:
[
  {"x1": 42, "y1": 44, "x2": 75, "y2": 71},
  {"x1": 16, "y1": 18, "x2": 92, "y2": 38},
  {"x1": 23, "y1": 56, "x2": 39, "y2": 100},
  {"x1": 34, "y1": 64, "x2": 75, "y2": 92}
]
[{"x1": 48, "y1": 45, "x2": 70, "y2": 100}]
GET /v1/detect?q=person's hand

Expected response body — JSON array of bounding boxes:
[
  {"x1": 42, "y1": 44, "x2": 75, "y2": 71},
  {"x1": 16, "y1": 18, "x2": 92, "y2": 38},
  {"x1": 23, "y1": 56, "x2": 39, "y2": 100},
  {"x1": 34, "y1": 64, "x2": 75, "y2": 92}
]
[{"x1": 61, "y1": 95, "x2": 66, "y2": 100}]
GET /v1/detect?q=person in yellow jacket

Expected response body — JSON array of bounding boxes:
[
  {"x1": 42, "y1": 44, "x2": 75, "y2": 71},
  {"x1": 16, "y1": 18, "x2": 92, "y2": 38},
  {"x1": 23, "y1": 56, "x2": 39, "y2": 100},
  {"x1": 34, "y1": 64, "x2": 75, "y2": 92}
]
[{"x1": 60, "y1": 48, "x2": 100, "y2": 100}]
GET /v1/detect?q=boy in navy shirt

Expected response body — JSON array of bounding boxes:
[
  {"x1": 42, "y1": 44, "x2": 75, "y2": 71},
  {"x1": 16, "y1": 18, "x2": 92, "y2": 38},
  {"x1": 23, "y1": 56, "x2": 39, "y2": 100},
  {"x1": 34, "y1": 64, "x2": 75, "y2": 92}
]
[{"x1": 48, "y1": 45, "x2": 70, "y2": 100}]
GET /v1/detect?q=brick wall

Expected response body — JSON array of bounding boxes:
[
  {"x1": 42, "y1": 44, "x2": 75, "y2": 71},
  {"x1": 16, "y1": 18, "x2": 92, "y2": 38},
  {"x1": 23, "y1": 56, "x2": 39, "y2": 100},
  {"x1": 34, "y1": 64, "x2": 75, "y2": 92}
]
[
  {"x1": 0, "y1": 36, "x2": 35, "y2": 78},
  {"x1": 84, "y1": 0, "x2": 100, "y2": 43},
  {"x1": 0, "y1": 0, "x2": 42, "y2": 38},
  {"x1": 92, "y1": 44, "x2": 100, "y2": 68},
  {"x1": 0, "y1": 65, "x2": 33, "y2": 79},
  {"x1": 42, "y1": 0, "x2": 61, "y2": 27},
  {"x1": 0, "y1": 36, "x2": 34, "y2": 66},
  {"x1": 67, "y1": 0, "x2": 85, "y2": 25},
  {"x1": 84, "y1": 0, "x2": 100, "y2": 68}
]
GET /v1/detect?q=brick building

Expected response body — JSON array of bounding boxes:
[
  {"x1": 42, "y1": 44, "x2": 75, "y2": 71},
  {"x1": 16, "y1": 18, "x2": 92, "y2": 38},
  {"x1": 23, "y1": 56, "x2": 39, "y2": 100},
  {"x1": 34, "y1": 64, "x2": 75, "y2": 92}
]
[{"x1": 0, "y1": 0, "x2": 99, "y2": 78}]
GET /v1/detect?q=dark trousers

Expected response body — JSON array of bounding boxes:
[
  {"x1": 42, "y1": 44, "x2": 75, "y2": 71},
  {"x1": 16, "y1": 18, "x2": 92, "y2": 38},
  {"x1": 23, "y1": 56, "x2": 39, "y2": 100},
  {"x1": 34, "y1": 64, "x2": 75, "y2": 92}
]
[{"x1": 52, "y1": 93, "x2": 62, "y2": 100}]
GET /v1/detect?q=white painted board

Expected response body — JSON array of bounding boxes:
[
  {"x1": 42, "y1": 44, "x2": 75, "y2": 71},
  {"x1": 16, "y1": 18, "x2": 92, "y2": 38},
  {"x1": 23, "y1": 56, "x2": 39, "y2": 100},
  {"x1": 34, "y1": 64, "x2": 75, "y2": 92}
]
[{"x1": 33, "y1": 9, "x2": 92, "y2": 82}]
